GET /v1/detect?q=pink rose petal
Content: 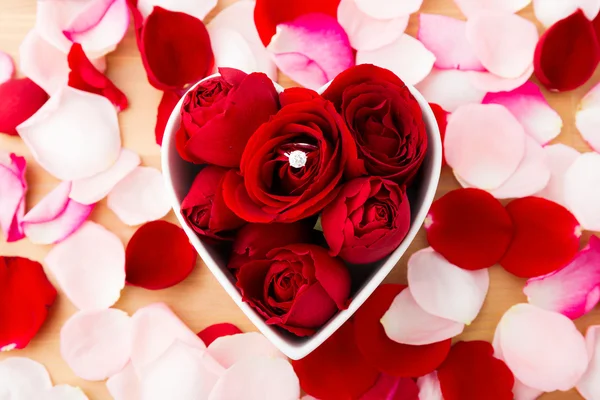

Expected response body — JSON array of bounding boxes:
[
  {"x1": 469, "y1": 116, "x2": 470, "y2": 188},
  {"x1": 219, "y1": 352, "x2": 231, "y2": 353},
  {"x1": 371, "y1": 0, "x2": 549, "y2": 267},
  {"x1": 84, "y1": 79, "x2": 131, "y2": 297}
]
[
  {"x1": 466, "y1": 12, "x2": 538, "y2": 79},
  {"x1": 0, "y1": 153, "x2": 27, "y2": 242},
  {"x1": 106, "y1": 363, "x2": 140, "y2": 400},
  {"x1": 60, "y1": 308, "x2": 132, "y2": 381},
  {"x1": 498, "y1": 303, "x2": 588, "y2": 392},
  {"x1": 207, "y1": 0, "x2": 276, "y2": 80},
  {"x1": 22, "y1": 181, "x2": 93, "y2": 245},
  {"x1": 354, "y1": 0, "x2": 423, "y2": 19},
  {"x1": 45, "y1": 221, "x2": 125, "y2": 310},
  {"x1": 41, "y1": 385, "x2": 89, "y2": 400},
  {"x1": 208, "y1": 357, "x2": 300, "y2": 400},
  {"x1": 418, "y1": 14, "x2": 484, "y2": 71},
  {"x1": 107, "y1": 166, "x2": 171, "y2": 226},
  {"x1": 338, "y1": 0, "x2": 408, "y2": 52},
  {"x1": 416, "y1": 68, "x2": 486, "y2": 112},
  {"x1": 359, "y1": 374, "x2": 419, "y2": 400},
  {"x1": 207, "y1": 332, "x2": 284, "y2": 369},
  {"x1": 524, "y1": 236, "x2": 600, "y2": 319},
  {"x1": 17, "y1": 86, "x2": 121, "y2": 181},
  {"x1": 454, "y1": 0, "x2": 531, "y2": 17},
  {"x1": 357, "y1": 34, "x2": 436, "y2": 85},
  {"x1": 0, "y1": 357, "x2": 52, "y2": 399},
  {"x1": 417, "y1": 372, "x2": 443, "y2": 400},
  {"x1": 466, "y1": 65, "x2": 534, "y2": 93},
  {"x1": 483, "y1": 82, "x2": 562, "y2": 145},
  {"x1": 576, "y1": 82, "x2": 600, "y2": 152},
  {"x1": 564, "y1": 152, "x2": 600, "y2": 231},
  {"x1": 139, "y1": 341, "x2": 223, "y2": 400},
  {"x1": 70, "y1": 149, "x2": 140, "y2": 205},
  {"x1": 535, "y1": 144, "x2": 580, "y2": 207},
  {"x1": 407, "y1": 247, "x2": 489, "y2": 324},
  {"x1": 267, "y1": 13, "x2": 354, "y2": 90},
  {"x1": 0, "y1": 51, "x2": 14, "y2": 84},
  {"x1": 137, "y1": 0, "x2": 217, "y2": 20},
  {"x1": 577, "y1": 325, "x2": 600, "y2": 400},
  {"x1": 19, "y1": 30, "x2": 69, "y2": 94},
  {"x1": 130, "y1": 303, "x2": 206, "y2": 374},
  {"x1": 381, "y1": 287, "x2": 465, "y2": 345},
  {"x1": 534, "y1": 0, "x2": 600, "y2": 27},
  {"x1": 445, "y1": 103, "x2": 526, "y2": 190}
]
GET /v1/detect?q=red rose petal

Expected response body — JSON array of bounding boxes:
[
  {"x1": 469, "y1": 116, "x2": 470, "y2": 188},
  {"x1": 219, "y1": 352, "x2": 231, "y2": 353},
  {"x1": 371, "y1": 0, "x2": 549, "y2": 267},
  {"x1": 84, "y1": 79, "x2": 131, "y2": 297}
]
[
  {"x1": 0, "y1": 256, "x2": 57, "y2": 350},
  {"x1": 68, "y1": 43, "x2": 128, "y2": 111},
  {"x1": 197, "y1": 323, "x2": 242, "y2": 346},
  {"x1": 429, "y1": 103, "x2": 448, "y2": 167},
  {"x1": 254, "y1": 0, "x2": 340, "y2": 46},
  {"x1": 155, "y1": 91, "x2": 181, "y2": 146},
  {"x1": 0, "y1": 78, "x2": 48, "y2": 136},
  {"x1": 125, "y1": 220, "x2": 197, "y2": 290},
  {"x1": 354, "y1": 284, "x2": 451, "y2": 377},
  {"x1": 425, "y1": 189, "x2": 513, "y2": 270},
  {"x1": 500, "y1": 196, "x2": 581, "y2": 278},
  {"x1": 359, "y1": 374, "x2": 419, "y2": 400},
  {"x1": 534, "y1": 9, "x2": 600, "y2": 92},
  {"x1": 292, "y1": 320, "x2": 380, "y2": 400},
  {"x1": 437, "y1": 341, "x2": 514, "y2": 400}
]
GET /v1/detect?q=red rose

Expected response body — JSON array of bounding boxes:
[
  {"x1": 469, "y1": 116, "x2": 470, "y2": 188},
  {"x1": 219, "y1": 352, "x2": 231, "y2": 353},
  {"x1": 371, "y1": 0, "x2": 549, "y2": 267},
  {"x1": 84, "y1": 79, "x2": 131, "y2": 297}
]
[
  {"x1": 228, "y1": 221, "x2": 313, "y2": 271},
  {"x1": 236, "y1": 244, "x2": 351, "y2": 336},
  {"x1": 176, "y1": 68, "x2": 280, "y2": 167},
  {"x1": 222, "y1": 88, "x2": 365, "y2": 223},
  {"x1": 321, "y1": 177, "x2": 411, "y2": 264},
  {"x1": 181, "y1": 166, "x2": 244, "y2": 241},
  {"x1": 322, "y1": 64, "x2": 428, "y2": 184}
]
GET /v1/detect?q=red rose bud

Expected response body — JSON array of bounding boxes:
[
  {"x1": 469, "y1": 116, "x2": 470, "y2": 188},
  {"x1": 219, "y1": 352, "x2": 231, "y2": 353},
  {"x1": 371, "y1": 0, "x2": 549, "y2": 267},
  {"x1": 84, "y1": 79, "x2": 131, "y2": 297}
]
[
  {"x1": 236, "y1": 244, "x2": 351, "y2": 336},
  {"x1": 176, "y1": 67, "x2": 280, "y2": 167},
  {"x1": 322, "y1": 177, "x2": 411, "y2": 264},
  {"x1": 322, "y1": 64, "x2": 428, "y2": 185},
  {"x1": 181, "y1": 166, "x2": 245, "y2": 241},
  {"x1": 222, "y1": 88, "x2": 365, "y2": 223}
]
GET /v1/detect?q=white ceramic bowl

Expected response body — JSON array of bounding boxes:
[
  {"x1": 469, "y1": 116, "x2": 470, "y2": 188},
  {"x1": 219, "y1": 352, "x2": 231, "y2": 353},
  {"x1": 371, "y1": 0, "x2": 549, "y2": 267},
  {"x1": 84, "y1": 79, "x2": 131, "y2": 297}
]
[{"x1": 161, "y1": 73, "x2": 442, "y2": 360}]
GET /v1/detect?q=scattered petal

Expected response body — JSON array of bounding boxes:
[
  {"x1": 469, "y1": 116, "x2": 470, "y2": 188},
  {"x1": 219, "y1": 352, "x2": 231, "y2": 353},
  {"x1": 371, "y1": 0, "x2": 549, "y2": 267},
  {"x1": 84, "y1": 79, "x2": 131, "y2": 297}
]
[
  {"x1": 417, "y1": 372, "x2": 443, "y2": 400},
  {"x1": 408, "y1": 248, "x2": 489, "y2": 324},
  {"x1": 444, "y1": 104, "x2": 526, "y2": 190},
  {"x1": 0, "y1": 357, "x2": 52, "y2": 398},
  {"x1": 577, "y1": 82, "x2": 600, "y2": 152},
  {"x1": 125, "y1": 220, "x2": 196, "y2": 289},
  {"x1": 382, "y1": 287, "x2": 465, "y2": 345},
  {"x1": 155, "y1": 91, "x2": 182, "y2": 146},
  {"x1": 106, "y1": 363, "x2": 140, "y2": 400},
  {"x1": 416, "y1": 68, "x2": 486, "y2": 112},
  {"x1": 497, "y1": 303, "x2": 588, "y2": 392},
  {"x1": 483, "y1": 82, "x2": 562, "y2": 145},
  {"x1": 500, "y1": 197, "x2": 581, "y2": 278},
  {"x1": 137, "y1": 0, "x2": 217, "y2": 20},
  {"x1": 197, "y1": 323, "x2": 242, "y2": 346},
  {"x1": 267, "y1": 13, "x2": 353, "y2": 90},
  {"x1": 577, "y1": 325, "x2": 600, "y2": 400},
  {"x1": 533, "y1": 0, "x2": 600, "y2": 27},
  {"x1": 0, "y1": 78, "x2": 48, "y2": 136},
  {"x1": 357, "y1": 34, "x2": 435, "y2": 86},
  {"x1": 19, "y1": 30, "x2": 69, "y2": 94},
  {"x1": 429, "y1": 103, "x2": 449, "y2": 167},
  {"x1": 426, "y1": 188, "x2": 513, "y2": 270},
  {"x1": 354, "y1": 0, "x2": 422, "y2": 19},
  {"x1": 207, "y1": 332, "x2": 284, "y2": 369},
  {"x1": 565, "y1": 152, "x2": 600, "y2": 231},
  {"x1": 45, "y1": 221, "x2": 125, "y2": 310},
  {"x1": 359, "y1": 374, "x2": 419, "y2": 400},
  {"x1": 354, "y1": 284, "x2": 451, "y2": 377},
  {"x1": 0, "y1": 153, "x2": 27, "y2": 242},
  {"x1": 466, "y1": 66, "x2": 534, "y2": 93},
  {"x1": 418, "y1": 14, "x2": 484, "y2": 71},
  {"x1": 17, "y1": 86, "x2": 121, "y2": 181},
  {"x1": 107, "y1": 166, "x2": 171, "y2": 226},
  {"x1": 454, "y1": 0, "x2": 531, "y2": 17},
  {"x1": 534, "y1": 9, "x2": 600, "y2": 92},
  {"x1": 0, "y1": 51, "x2": 14, "y2": 84},
  {"x1": 535, "y1": 144, "x2": 580, "y2": 207},
  {"x1": 41, "y1": 385, "x2": 89, "y2": 400}
]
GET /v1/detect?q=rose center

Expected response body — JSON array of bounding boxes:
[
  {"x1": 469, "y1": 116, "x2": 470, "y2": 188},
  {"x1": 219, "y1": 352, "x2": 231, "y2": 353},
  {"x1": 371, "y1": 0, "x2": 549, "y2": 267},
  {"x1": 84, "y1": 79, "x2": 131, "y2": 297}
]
[{"x1": 288, "y1": 150, "x2": 308, "y2": 169}]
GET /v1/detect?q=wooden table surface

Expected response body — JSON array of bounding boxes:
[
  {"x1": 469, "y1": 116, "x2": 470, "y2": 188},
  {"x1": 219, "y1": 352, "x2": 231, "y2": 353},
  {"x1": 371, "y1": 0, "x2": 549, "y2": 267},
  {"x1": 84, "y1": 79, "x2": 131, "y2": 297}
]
[{"x1": 0, "y1": 0, "x2": 599, "y2": 399}]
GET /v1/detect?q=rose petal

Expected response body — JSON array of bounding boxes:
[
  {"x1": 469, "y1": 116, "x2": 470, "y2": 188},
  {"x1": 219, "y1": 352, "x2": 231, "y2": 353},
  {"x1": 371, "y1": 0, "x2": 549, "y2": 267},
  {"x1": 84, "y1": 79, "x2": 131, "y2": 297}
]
[
  {"x1": 533, "y1": 0, "x2": 600, "y2": 27},
  {"x1": 0, "y1": 357, "x2": 52, "y2": 398},
  {"x1": 207, "y1": 0, "x2": 277, "y2": 80},
  {"x1": 19, "y1": 30, "x2": 69, "y2": 94},
  {"x1": 130, "y1": 303, "x2": 206, "y2": 374},
  {"x1": 45, "y1": 221, "x2": 125, "y2": 310},
  {"x1": 426, "y1": 188, "x2": 513, "y2": 270},
  {"x1": 417, "y1": 372, "x2": 443, "y2": 400},
  {"x1": 206, "y1": 332, "x2": 284, "y2": 369},
  {"x1": 338, "y1": 0, "x2": 408, "y2": 52},
  {"x1": 483, "y1": 82, "x2": 562, "y2": 145},
  {"x1": 466, "y1": 12, "x2": 537, "y2": 79},
  {"x1": 498, "y1": 303, "x2": 588, "y2": 392},
  {"x1": 0, "y1": 153, "x2": 27, "y2": 242},
  {"x1": 139, "y1": 341, "x2": 223, "y2": 400},
  {"x1": 356, "y1": 34, "x2": 435, "y2": 86},
  {"x1": 197, "y1": 323, "x2": 242, "y2": 346},
  {"x1": 454, "y1": 0, "x2": 531, "y2": 17},
  {"x1": 354, "y1": 284, "x2": 451, "y2": 377},
  {"x1": 408, "y1": 248, "x2": 489, "y2": 324},
  {"x1": 125, "y1": 220, "x2": 196, "y2": 289},
  {"x1": 416, "y1": 68, "x2": 486, "y2": 112},
  {"x1": 155, "y1": 91, "x2": 182, "y2": 146},
  {"x1": 418, "y1": 14, "x2": 484, "y2": 71},
  {"x1": 0, "y1": 51, "x2": 14, "y2": 84},
  {"x1": 209, "y1": 356, "x2": 299, "y2": 400},
  {"x1": 535, "y1": 144, "x2": 580, "y2": 207},
  {"x1": 17, "y1": 86, "x2": 121, "y2": 181},
  {"x1": 500, "y1": 197, "x2": 581, "y2": 278},
  {"x1": 577, "y1": 82, "x2": 600, "y2": 152},
  {"x1": 564, "y1": 152, "x2": 600, "y2": 231},
  {"x1": 534, "y1": 9, "x2": 600, "y2": 92},
  {"x1": 354, "y1": 0, "x2": 422, "y2": 19},
  {"x1": 107, "y1": 166, "x2": 171, "y2": 226},
  {"x1": 41, "y1": 385, "x2": 89, "y2": 400},
  {"x1": 267, "y1": 13, "x2": 354, "y2": 90},
  {"x1": 466, "y1": 66, "x2": 534, "y2": 93},
  {"x1": 0, "y1": 78, "x2": 48, "y2": 136},
  {"x1": 106, "y1": 363, "x2": 140, "y2": 400},
  {"x1": 577, "y1": 325, "x2": 600, "y2": 400},
  {"x1": 381, "y1": 287, "x2": 465, "y2": 345},
  {"x1": 444, "y1": 104, "x2": 526, "y2": 190},
  {"x1": 137, "y1": 0, "x2": 217, "y2": 20},
  {"x1": 429, "y1": 103, "x2": 449, "y2": 167},
  {"x1": 60, "y1": 308, "x2": 132, "y2": 381}
]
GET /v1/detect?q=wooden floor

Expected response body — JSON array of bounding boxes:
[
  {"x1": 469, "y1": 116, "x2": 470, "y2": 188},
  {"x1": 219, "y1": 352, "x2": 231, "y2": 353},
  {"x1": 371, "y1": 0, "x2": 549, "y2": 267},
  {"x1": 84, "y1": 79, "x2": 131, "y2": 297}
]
[{"x1": 0, "y1": 0, "x2": 598, "y2": 398}]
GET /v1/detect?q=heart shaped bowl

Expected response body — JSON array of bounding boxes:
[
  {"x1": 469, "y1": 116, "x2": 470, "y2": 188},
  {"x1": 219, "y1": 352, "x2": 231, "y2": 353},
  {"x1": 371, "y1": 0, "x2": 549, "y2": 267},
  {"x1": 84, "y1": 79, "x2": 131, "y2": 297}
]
[{"x1": 161, "y1": 72, "x2": 442, "y2": 360}]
